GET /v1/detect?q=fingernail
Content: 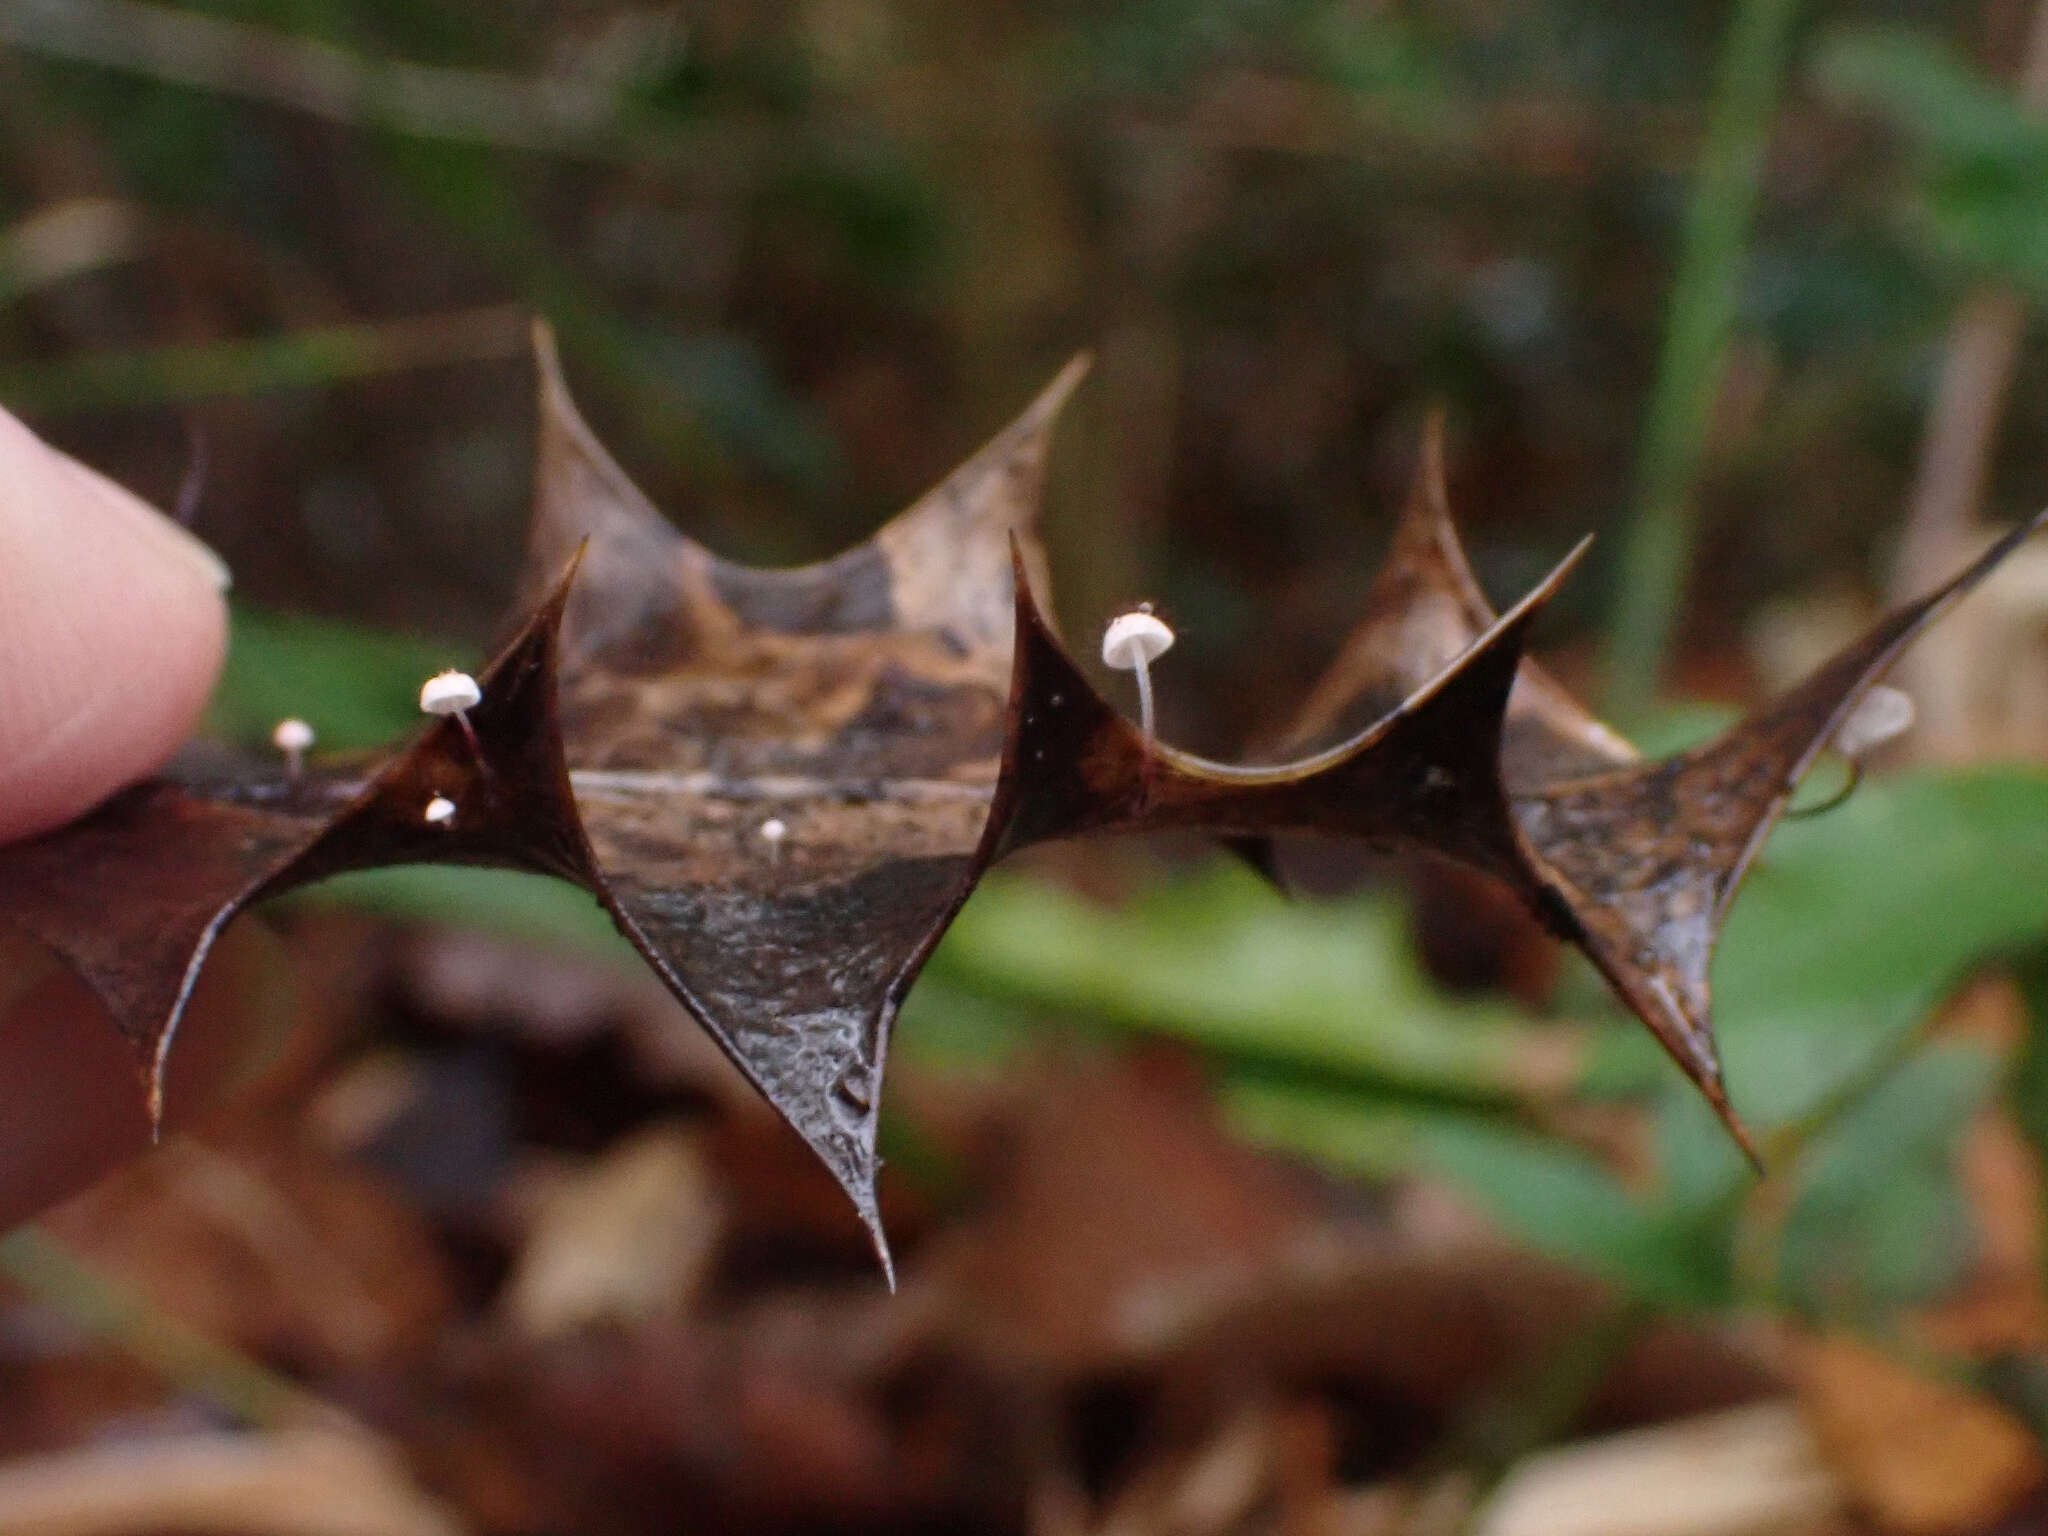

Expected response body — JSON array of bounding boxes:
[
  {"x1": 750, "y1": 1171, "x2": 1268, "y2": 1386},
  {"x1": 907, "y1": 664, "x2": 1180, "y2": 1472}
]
[{"x1": 67, "y1": 458, "x2": 233, "y2": 592}]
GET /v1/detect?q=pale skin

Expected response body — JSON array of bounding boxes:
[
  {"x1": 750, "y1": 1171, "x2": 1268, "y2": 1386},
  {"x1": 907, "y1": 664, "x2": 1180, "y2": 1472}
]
[
  {"x1": 0, "y1": 405, "x2": 228, "y2": 842},
  {"x1": 0, "y1": 404, "x2": 244, "y2": 1226}
]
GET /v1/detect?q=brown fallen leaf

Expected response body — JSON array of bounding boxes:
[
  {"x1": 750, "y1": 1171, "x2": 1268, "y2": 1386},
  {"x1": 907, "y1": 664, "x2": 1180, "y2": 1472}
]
[
  {"x1": 1793, "y1": 1331, "x2": 2044, "y2": 1535},
  {"x1": 503, "y1": 326, "x2": 1084, "y2": 1275},
  {"x1": 1276, "y1": 415, "x2": 1637, "y2": 792},
  {"x1": 988, "y1": 534, "x2": 1590, "y2": 911},
  {"x1": 0, "y1": 560, "x2": 595, "y2": 1126},
  {"x1": 1, "y1": 328, "x2": 1088, "y2": 1277},
  {"x1": 0, "y1": 1427, "x2": 460, "y2": 1536},
  {"x1": 1276, "y1": 421, "x2": 2048, "y2": 1159},
  {"x1": 5, "y1": 333, "x2": 2043, "y2": 1269}
]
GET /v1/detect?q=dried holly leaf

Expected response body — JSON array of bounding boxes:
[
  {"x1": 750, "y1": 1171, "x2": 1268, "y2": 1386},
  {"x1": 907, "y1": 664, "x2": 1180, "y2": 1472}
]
[
  {"x1": 1278, "y1": 413, "x2": 1636, "y2": 791},
  {"x1": 1516, "y1": 509, "x2": 2048, "y2": 1159},
  {"x1": 0, "y1": 335, "x2": 1088, "y2": 1277},
  {"x1": 987, "y1": 538, "x2": 1591, "y2": 920},
  {"x1": 9, "y1": 322, "x2": 2041, "y2": 1271},
  {"x1": 0, "y1": 563, "x2": 596, "y2": 1120},
  {"x1": 511, "y1": 326, "x2": 1086, "y2": 1273},
  {"x1": 1284, "y1": 422, "x2": 2048, "y2": 1160}
]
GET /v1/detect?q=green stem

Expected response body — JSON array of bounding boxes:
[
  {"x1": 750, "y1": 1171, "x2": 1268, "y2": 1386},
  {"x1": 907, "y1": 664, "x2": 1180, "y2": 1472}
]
[
  {"x1": 1603, "y1": 0, "x2": 1806, "y2": 721},
  {"x1": 0, "y1": 1226, "x2": 310, "y2": 1427},
  {"x1": 0, "y1": 306, "x2": 529, "y2": 414}
]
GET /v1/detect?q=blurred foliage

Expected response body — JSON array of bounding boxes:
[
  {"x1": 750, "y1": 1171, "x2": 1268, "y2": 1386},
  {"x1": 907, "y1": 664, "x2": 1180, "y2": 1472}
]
[
  {"x1": 205, "y1": 604, "x2": 458, "y2": 750},
  {"x1": 914, "y1": 766, "x2": 2048, "y2": 1324},
  {"x1": 1816, "y1": 23, "x2": 2048, "y2": 301},
  {"x1": 9, "y1": 0, "x2": 2046, "y2": 682},
  {"x1": 15, "y1": 0, "x2": 2048, "y2": 1443}
]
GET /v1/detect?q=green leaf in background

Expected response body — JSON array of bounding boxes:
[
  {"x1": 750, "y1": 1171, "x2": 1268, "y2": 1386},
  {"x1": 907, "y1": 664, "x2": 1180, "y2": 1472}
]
[
  {"x1": 1813, "y1": 25, "x2": 2048, "y2": 299},
  {"x1": 1705, "y1": 767, "x2": 2048, "y2": 1123},
  {"x1": 1775, "y1": 1042, "x2": 1995, "y2": 1318},
  {"x1": 205, "y1": 605, "x2": 464, "y2": 752},
  {"x1": 1813, "y1": 26, "x2": 2048, "y2": 165},
  {"x1": 1574, "y1": 768, "x2": 2048, "y2": 1136},
  {"x1": 929, "y1": 858, "x2": 1582, "y2": 1104},
  {"x1": 273, "y1": 865, "x2": 636, "y2": 967},
  {"x1": 1223, "y1": 1077, "x2": 1723, "y2": 1305}
]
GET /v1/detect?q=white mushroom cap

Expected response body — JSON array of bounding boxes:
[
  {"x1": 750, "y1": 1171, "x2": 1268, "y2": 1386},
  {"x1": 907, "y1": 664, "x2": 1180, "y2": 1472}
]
[
  {"x1": 420, "y1": 670, "x2": 482, "y2": 716},
  {"x1": 759, "y1": 817, "x2": 788, "y2": 843},
  {"x1": 1101, "y1": 609, "x2": 1175, "y2": 671},
  {"x1": 1834, "y1": 684, "x2": 1915, "y2": 759},
  {"x1": 424, "y1": 794, "x2": 457, "y2": 826},
  {"x1": 271, "y1": 718, "x2": 315, "y2": 753}
]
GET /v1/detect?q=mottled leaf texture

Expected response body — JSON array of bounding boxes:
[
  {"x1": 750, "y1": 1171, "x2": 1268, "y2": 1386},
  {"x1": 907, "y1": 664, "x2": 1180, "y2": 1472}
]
[
  {"x1": 1514, "y1": 512, "x2": 2048, "y2": 1159},
  {"x1": 5, "y1": 331, "x2": 2045, "y2": 1267},
  {"x1": 1283, "y1": 425, "x2": 2048, "y2": 1160},
  {"x1": 989, "y1": 538, "x2": 1590, "y2": 912},
  {"x1": 1277, "y1": 414, "x2": 1637, "y2": 790},
  {"x1": 0, "y1": 565, "x2": 597, "y2": 1120},
  {"x1": 511, "y1": 325, "x2": 1083, "y2": 1273}
]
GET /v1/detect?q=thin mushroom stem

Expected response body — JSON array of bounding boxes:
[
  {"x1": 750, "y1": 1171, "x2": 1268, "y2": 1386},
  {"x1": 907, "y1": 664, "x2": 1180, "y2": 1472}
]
[
  {"x1": 1785, "y1": 757, "x2": 1861, "y2": 819},
  {"x1": 1102, "y1": 605, "x2": 1176, "y2": 756},
  {"x1": 1132, "y1": 656, "x2": 1157, "y2": 744},
  {"x1": 420, "y1": 669, "x2": 487, "y2": 773}
]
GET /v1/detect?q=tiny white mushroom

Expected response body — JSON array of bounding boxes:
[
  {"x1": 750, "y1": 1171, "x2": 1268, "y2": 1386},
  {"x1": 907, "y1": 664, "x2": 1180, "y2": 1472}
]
[
  {"x1": 420, "y1": 669, "x2": 484, "y2": 760},
  {"x1": 271, "y1": 717, "x2": 314, "y2": 778},
  {"x1": 424, "y1": 794, "x2": 457, "y2": 828},
  {"x1": 759, "y1": 817, "x2": 788, "y2": 865},
  {"x1": 1101, "y1": 605, "x2": 1175, "y2": 742},
  {"x1": 420, "y1": 669, "x2": 482, "y2": 717},
  {"x1": 1833, "y1": 684, "x2": 1915, "y2": 760},
  {"x1": 1790, "y1": 685, "x2": 1918, "y2": 821}
]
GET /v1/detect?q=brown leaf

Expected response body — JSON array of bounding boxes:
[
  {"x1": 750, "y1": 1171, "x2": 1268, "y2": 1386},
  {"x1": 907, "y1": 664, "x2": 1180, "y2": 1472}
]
[
  {"x1": 989, "y1": 534, "x2": 1591, "y2": 912},
  {"x1": 1284, "y1": 423, "x2": 2048, "y2": 1159},
  {"x1": 1276, "y1": 412, "x2": 1635, "y2": 792},
  {"x1": 0, "y1": 332, "x2": 1086, "y2": 1278},
  {"x1": 0, "y1": 565, "x2": 595, "y2": 1121},
  {"x1": 516, "y1": 326, "x2": 1085, "y2": 1274},
  {"x1": 1516, "y1": 510, "x2": 2048, "y2": 1158},
  {"x1": 1794, "y1": 1331, "x2": 2044, "y2": 1534},
  {"x1": 7, "y1": 332, "x2": 2043, "y2": 1269}
]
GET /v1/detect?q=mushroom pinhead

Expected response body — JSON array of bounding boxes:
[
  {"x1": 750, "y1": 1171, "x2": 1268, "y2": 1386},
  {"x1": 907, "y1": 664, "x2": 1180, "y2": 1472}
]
[
  {"x1": 1101, "y1": 610, "x2": 1175, "y2": 671},
  {"x1": 271, "y1": 718, "x2": 314, "y2": 777},
  {"x1": 1101, "y1": 607, "x2": 1175, "y2": 744},
  {"x1": 424, "y1": 795, "x2": 457, "y2": 827},
  {"x1": 1834, "y1": 684, "x2": 1915, "y2": 760},
  {"x1": 420, "y1": 671, "x2": 482, "y2": 716}
]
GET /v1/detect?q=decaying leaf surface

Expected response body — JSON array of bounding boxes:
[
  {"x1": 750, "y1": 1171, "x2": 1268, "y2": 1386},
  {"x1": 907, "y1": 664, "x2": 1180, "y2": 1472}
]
[
  {"x1": 0, "y1": 568, "x2": 596, "y2": 1118},
  {"x1": 1279, "y1": 424, "x2": 2048, "y2": 1158},
  {"x1": 512, "y1": 325, "x2": 1084, "y2": 1268},
  {"x1": 4, "y1": 330, "x2": 2045, "y2": 1266},
  {"x1": 1517, "y1": 510, "x2": 2048, "y2": 1155},
  {"x1": 1275, "y1": 414, "x2": 1637, "y2": 793},
  {"x1": 988, "y1": 537, "x2": 1590, "y2": 915}
]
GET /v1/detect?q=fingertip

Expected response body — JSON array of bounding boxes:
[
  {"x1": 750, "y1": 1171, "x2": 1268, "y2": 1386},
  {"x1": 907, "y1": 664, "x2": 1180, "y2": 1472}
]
[{"x1": 0, "y1": 409, "x2": 230, "y2": 843}]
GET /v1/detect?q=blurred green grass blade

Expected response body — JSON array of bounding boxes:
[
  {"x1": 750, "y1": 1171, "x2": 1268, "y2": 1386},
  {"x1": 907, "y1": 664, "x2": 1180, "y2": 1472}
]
[
  {"x1": 1603, "y1": 0, "x2": 1806, "y2": 718},
  {"x1": 1219, "y1": 1074, "x2": 1426, "y2": 1179},
  {"x1": 271, "y1": 865, "x2": 636, "y2": 968},
  {"x1": 1813, "y1": 26, "x2": 2048, "y2": 164},
  {"x1": 1776, "y1": 1042, "x2": 1995, "y2": 1314},
  {"x1": 931, "y1": 860, "x2": 1578, "y2": 1103},
  {"x1": 0, "y1": 307, "x2": 528, "y2": 415},
  {"x1": 893, "y1": 972, "x2": 1042, "y2": 1074},
  {"x1": 1228, "y1": 1074, "x2": 1715, "y2": 1305},
  {"x1": 207, "y1": 605, "x2": 466, "y2": 752}
]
